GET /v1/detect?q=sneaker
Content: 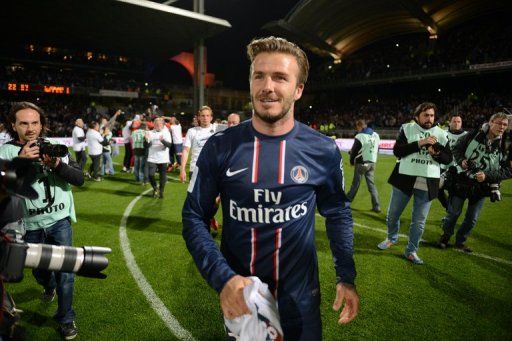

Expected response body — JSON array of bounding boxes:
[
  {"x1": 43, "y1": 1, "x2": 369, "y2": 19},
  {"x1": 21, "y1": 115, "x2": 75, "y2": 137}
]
[
  {"x1": 405, "y1": 252, "x2": 424, "y2": 265},
  {"x1": 122, "y1": 166, "x2": 128, "y2": 172},
  {"x1": 438, "y1": 235, "x2": 450, "y2": 249},
  {"x1": 455, "y1": 243, "x2": 473, "y2": 253},
  {"x1": 42, "y1": 288, "x2": 56, "y2": 303},
  {"x1": 153, "y1": 189, "x2": 159, "y2": 198},
  {"x1": 60, "y1": 321, "x2": 77, "y2": 340},
  {"x1": 85, "y1": 172, "x2": 91, "y2": 179},
  {"x1": 371, "y1": 207, "x2": 381, "y2": 213},
  {"x1": 377, "y1": 239, "x2": 396, "y2": 250},
  {"x1": 93, "y1": 177, "x2": 102, "y2": 182}
]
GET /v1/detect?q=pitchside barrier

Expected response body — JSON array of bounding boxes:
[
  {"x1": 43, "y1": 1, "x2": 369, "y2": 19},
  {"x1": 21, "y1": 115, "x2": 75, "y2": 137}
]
[{"x1": 49, "y1": 137, "x2": 396, "y2": 155}]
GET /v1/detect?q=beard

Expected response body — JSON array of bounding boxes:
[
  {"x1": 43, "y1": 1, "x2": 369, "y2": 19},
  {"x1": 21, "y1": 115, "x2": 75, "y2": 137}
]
[
  {"x1": 419, "y1": 122, "x2": 433, "y2": 129},
  {"x1": 252, "y1": 96, "x2": 293, "y2": 124}
]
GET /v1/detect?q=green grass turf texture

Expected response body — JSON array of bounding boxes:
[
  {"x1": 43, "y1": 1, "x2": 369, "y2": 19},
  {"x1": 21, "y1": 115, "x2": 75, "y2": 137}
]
[{"x1": 7, "y1": 151, "x2": 512, "y2": 340}]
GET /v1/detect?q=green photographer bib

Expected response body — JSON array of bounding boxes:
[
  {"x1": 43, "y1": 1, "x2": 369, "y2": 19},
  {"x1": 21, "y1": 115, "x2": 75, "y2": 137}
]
[
  {"x1": 0, "y1": 142, "x2": 77, "y2": 230},
  {"x1": 441, "y1": 130, "x2": 468, "y2": 170},
  {"x1": 458, "y1": 136, "x2": 502, "y2": 173},
  {"x1": 398, "y1": 122, "x2": 448, "y2": 178},
  {"x1": 355, "y1": 132, "x2": 380, "y2": 163}
]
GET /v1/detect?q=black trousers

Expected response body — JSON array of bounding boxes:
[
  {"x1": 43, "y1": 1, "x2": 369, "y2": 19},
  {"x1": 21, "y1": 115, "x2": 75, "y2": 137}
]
[
  {"x1": 74, "y1": 150, "x2": 86, "y2": 170},
  {"x1": 88, "y1": 154, "x2": 101, "y2": 178},
  {"x1": 123, "y1": 142, "x2": 132, "y2": 169},
  {"x1": 148, "y1": 162, "x2": 168, "y2": 193}
]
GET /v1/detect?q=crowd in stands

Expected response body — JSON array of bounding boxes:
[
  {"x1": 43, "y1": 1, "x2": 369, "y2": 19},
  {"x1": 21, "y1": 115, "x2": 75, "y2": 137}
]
[
  {"x1": 2, "y1": 44, "x2": 143, "y2": 71},
  {"x1": 311, "y1": 17, "x2": 512, "y2": 82},
  {"x1": 297, "y1": 90, "x2": 511, "y2": 132},
  {"x1": 0, "y1": 63, "x2": 176, "y2": 95},
  {"x1": 2, "y1": 15, "x2": 511, "y2": 138},
  {"x1": 1, "y1": 86, "x2": 510, "y2": 141}
]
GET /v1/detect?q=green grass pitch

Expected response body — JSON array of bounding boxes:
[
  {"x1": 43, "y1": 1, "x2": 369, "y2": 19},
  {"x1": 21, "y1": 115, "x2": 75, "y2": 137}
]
[{"x1": 7, "y1": 151, "x2": 512, "y2": 340}]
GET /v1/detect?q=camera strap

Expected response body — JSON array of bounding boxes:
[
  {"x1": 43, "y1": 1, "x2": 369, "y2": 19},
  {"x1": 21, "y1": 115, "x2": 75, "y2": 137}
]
[{"x1": 30, "y1": 175, "x2": 55, "y2": 210}]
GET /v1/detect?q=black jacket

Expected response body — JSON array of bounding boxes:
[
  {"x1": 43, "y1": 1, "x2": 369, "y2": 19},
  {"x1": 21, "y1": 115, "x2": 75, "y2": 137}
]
[
  {"x1": 388, "y1": 127, "x2": 452, "y2": 201},
  {"x1": 452, "y1": 127, "x2": 512, "y2": 186}
]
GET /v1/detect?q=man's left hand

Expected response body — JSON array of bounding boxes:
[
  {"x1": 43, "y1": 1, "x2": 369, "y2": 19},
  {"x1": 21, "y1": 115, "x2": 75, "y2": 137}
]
[
  {"x1": 42, "y1": 155, "x2": 60, "y2": 169},
  {"x1": 332, "y1": 282, "x2": 359, "y2": 325}
]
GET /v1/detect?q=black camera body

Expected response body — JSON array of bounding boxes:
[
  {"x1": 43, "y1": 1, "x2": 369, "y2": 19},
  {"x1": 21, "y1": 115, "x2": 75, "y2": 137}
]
[
  {"x1": 30, "y1": 138, "x2": 68, "y2": 158},
  {"x1": 465, "y1": 159, "x2": 479, "y2": 176},
  {"x1": 461, "y1": 160, "x2": 501, "y2": 201},
  {"x1": 424, "y1": 142, "x2": 442, "y2": 153}
]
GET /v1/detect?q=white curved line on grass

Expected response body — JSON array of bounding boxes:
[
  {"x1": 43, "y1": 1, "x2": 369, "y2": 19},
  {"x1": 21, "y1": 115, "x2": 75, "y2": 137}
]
[
  {"x1": 452, "y1": 249, "x2": 512, "y2": 265},
  {"x1": 316, "y1": 213, "x2": 512, "y2": 266},
  {"x1": 119, "y1": 188, "x2": 196, "y2": 341}
]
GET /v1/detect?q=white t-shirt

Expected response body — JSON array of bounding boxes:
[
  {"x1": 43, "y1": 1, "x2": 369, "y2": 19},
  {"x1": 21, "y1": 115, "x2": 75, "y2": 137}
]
[
  {"x1": 86, "y1": 129, "x2": 104, "y2": 156},
  {"x1": 147, "y1": 128, "x2": 172, "y2": 164},
  {"x1": 122, "y1": 121, "x2": 132, "y2": 144},
  {"x1": 183, "y1": 124, "x2": 217, "y2": 173},
  {"x1": 72, "y1": 126, "x2": 86, "y2": 151},
  {"x1": 170, "y1": 124, "x2": 183, "y2": 144}
]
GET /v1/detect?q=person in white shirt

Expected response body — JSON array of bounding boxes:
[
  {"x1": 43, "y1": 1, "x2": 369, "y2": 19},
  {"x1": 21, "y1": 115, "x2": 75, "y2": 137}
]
[
  {"x1": 168, "y1": 116, "x2": 183, "y2": 170},
  {"x1": 86, "y1": 121, "x2": 108, "y2": 181},
  {"x1": 180, "y1": 106, "x2": 218, "y2": 182},
  {"x1": 72, "y1": 118, "x2": 87, "y2": 170},
  {"x1": 145, "y1": 117, "x2": 173, "y2": 198},
  {"x1": 100, "y1": 125, "x2": 115, "y2": 176},
  {"x1": 121, "y1": 117, "x2": 133, "y2": 172},
  {"x1": 181, "y1": 105, "x2": 220, "y2": 232}
]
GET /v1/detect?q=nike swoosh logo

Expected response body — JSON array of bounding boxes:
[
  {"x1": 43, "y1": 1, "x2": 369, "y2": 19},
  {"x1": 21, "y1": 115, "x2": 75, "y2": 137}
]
[{"x1": 226, "y1": 168, "x2": 248, "y2": 177}]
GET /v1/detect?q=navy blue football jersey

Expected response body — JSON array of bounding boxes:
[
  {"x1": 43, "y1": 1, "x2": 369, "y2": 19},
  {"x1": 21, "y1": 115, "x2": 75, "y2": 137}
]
[{"x1": 182, "y1": 120, "x2": 356, "y2": 313}]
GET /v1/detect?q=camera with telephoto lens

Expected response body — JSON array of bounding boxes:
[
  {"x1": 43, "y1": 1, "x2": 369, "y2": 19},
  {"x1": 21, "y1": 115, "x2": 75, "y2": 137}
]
[
  {"x1": 1, "y1": 157, "x2": 111, "y2": 281},
  {"x1": 489, "y1": 183, "x2": 502, "y2": 202},
  {"x1": 1, "y1": 157, "x2": 111, "y2": 337},
  {"x1": 30, "y1": 138, "x2": 68, "y2": 159},
  {"x1": 0, "y1": 230, "x2": 111, "y2": 283}
]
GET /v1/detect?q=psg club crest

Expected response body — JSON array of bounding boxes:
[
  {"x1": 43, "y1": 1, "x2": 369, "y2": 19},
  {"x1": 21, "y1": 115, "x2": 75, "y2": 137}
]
[{"x1": 290, "y1": 165, "x2": 308, "y2": 184}]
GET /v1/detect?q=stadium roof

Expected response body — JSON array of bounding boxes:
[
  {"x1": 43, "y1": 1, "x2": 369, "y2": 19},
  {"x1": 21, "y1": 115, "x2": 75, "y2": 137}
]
[
  {"x1": 0, "y1": 0, "x2": 231, "y2": 60},
  {"x1": 263, "y1": 0, "x2": 512, "y2": 60}
]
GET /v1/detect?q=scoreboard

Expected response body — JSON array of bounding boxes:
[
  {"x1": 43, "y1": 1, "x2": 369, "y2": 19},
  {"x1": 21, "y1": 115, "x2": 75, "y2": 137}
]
[{"x1": 6, "y1": 82, "x2": 71, "y2": 94}]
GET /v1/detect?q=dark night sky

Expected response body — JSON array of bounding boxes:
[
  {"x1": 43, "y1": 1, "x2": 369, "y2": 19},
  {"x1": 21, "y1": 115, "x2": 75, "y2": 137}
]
[{"x1": 170, "y1": 0, "x2": 314, "y2": 90}]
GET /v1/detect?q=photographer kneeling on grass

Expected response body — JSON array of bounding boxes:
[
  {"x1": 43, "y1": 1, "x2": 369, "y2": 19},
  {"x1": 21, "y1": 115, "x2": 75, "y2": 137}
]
[
  {"x1": 0, "y1": 101, "x2": 84, "y2": 340},
  {"x1": 439, "y1": 112, "x2": 512, "y2": 253}
]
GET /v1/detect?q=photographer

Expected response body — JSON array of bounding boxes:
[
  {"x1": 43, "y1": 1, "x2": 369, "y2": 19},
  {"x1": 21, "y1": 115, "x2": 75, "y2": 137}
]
[
  {"x1": 439, "y1": 113, "x2": 511, "y2": 252},
  {"x1": 0, "y1": 102, "x2": 84, "y2": 340},
  {"x1": 438, "y1": 114, "x2": 467, "y2": 209},
  {"x1": 377, "y1": 102, "x2": 452, "y2": 264}
]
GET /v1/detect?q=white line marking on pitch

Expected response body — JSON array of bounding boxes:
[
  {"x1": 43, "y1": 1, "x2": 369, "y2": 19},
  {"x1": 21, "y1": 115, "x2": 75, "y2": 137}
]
[
  {"x1": 119, "y1": 188, "x2": 196, "y2": 341},
  {"x1": 316, "y1": 213, "x2": 512, "y2": 266}
]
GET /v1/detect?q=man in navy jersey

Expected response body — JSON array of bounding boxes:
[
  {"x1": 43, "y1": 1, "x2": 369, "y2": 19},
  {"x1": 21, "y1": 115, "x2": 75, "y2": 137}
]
[{"x1": 182, "y1": 36, "x2": 359, "y2": 339}]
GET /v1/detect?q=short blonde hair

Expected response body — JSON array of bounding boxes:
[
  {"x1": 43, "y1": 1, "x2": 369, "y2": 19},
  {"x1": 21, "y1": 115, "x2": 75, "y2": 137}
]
[
  {"x1": 198, "y1": 105, "x2": 213, "y2": 115},
  {"x1": 247, "y1": 36, "x2": 309, "y2": 85}
]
